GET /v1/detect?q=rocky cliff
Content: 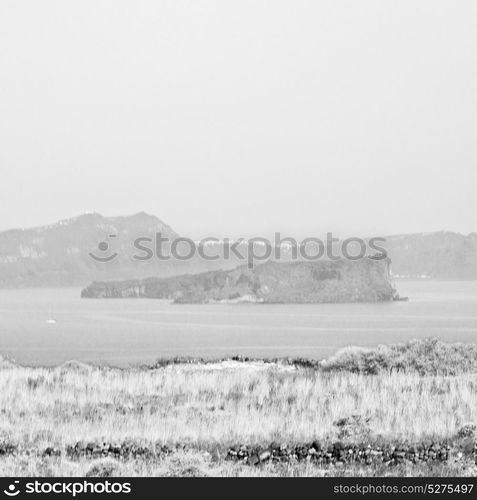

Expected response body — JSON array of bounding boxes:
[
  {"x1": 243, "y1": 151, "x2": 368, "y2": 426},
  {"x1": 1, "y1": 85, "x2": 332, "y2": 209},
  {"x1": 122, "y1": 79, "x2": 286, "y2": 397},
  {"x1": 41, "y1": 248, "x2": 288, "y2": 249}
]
[{"x1": 81, "y1": 258, "x2": 397, "y2": 303}]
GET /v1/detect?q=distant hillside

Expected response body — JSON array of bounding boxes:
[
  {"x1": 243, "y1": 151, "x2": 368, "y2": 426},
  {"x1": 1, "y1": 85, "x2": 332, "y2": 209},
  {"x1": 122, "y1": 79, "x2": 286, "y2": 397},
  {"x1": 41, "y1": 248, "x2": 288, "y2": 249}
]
[
  {"x1": 81, "y1": 258, "x2": 397, "y2": 303},
  {"x1": 0, "y1": 213, "x2": 476, "y2": 287},
  {"x1": 383, "y1": 232, "x2": 477, "y2": 280},
  {"x1": 0, "y1": 212, "x2": 180, "y2": 287}
]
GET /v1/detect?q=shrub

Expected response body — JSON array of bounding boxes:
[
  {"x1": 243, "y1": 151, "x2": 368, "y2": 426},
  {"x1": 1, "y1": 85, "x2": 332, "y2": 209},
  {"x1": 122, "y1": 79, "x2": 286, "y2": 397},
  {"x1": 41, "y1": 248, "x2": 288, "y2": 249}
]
[
  {"x1": 321, "y1": 338, "x2": 477, "y2": 375},
  {"x1": 85, "y1": 459, "x2": 122, "y2": 477}
]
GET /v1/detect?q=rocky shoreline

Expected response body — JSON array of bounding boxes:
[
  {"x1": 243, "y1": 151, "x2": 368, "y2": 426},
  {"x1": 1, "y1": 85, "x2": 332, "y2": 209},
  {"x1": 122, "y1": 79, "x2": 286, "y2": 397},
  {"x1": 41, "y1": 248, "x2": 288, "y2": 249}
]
[
  {"x1": 226, "y1": 441, "x2": 475, "y2": 467},
  {"x1": 0, "y1": 439, "x2": 474, "y2": 469}
]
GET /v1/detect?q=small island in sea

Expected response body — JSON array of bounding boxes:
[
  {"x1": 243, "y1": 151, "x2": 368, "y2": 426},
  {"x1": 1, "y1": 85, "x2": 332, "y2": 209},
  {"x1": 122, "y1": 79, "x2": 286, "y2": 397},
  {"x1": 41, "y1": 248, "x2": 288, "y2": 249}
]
[{"x1": 81, "y1": 257, "x2": 398, "y2": 303}]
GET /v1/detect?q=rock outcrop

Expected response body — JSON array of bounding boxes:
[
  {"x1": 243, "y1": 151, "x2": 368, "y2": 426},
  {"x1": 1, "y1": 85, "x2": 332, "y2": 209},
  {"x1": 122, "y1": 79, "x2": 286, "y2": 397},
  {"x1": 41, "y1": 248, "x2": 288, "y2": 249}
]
[
  {"x1": 35, "y1": 439, "x2": 477, "y2": 468},
  {"x1": 226, "y1": 441, "x2": 459, "y2": 466}
]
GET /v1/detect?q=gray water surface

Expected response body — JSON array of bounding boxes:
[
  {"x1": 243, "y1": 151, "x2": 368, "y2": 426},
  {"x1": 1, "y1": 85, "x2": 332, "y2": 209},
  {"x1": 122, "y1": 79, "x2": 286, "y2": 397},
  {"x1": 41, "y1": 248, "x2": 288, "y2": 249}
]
[{"x1": 0, "y1": 280, "x2": 476, "y2": 366}]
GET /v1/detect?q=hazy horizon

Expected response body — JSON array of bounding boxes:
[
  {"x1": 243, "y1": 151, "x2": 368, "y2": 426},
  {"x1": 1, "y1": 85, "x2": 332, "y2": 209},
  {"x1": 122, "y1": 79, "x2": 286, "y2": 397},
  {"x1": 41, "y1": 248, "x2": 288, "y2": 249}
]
[
  {"x1": 1, "y1": 1, "x2": 476, "y2": 238},
  {"x1": 0, "y1": 210, "x2": 475, "y2": 240}
]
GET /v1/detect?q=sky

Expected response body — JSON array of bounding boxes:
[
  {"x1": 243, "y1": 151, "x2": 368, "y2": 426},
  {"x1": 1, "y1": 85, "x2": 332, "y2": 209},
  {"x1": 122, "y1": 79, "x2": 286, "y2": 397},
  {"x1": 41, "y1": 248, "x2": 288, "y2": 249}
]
[{"x1": 1, "y1": 1, "x2": 476, "y2": 239}]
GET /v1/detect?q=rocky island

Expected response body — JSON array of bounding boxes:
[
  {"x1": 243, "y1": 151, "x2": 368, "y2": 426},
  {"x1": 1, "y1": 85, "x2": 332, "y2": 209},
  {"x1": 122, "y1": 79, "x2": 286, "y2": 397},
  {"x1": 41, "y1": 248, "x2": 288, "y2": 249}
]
[{"x1": 81, "y1": 257, "x2": 397, "y2": 303}]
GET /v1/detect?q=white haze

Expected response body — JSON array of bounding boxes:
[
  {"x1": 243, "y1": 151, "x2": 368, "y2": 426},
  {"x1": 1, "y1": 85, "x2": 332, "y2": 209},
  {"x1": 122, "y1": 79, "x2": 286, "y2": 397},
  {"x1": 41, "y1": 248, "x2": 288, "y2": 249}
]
[{"x1": 0, "y1": 1, "x2": 476, "y2": 238}]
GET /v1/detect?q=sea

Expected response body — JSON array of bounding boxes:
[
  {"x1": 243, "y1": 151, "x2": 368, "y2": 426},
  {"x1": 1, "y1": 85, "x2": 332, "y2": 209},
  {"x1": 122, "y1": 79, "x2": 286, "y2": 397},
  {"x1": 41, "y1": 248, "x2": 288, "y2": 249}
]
[{"x1": 0, "y1": 280, "x2": 476, "y2": 366}]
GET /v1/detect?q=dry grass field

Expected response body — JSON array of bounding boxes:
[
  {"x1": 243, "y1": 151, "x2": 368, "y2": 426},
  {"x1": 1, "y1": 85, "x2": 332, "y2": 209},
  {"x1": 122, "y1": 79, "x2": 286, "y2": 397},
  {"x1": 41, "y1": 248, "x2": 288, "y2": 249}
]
[{"x1": 0, "y1": 339, "x2": 476, "y2": 477}]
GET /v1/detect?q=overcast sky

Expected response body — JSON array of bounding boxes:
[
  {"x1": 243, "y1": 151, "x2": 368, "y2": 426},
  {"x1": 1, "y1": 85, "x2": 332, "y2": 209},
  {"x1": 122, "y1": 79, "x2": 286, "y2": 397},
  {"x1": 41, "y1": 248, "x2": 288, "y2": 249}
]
[{"x1": 1, "y1": 1, "x2": 476, "y2": 238}]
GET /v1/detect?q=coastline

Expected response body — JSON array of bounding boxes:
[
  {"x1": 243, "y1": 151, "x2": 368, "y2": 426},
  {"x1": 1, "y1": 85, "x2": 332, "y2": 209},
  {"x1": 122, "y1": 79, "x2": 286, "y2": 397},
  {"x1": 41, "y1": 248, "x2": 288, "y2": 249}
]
[{"x1": 0, "y1": 339, "x2": 476, "y2": 477}]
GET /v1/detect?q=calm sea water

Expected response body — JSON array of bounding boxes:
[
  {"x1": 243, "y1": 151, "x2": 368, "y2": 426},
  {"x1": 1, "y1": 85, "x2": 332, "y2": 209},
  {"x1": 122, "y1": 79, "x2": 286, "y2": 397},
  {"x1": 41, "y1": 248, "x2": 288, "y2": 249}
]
[{"x1": 0, "y1": 281, "x2": 476, "y2": 366}]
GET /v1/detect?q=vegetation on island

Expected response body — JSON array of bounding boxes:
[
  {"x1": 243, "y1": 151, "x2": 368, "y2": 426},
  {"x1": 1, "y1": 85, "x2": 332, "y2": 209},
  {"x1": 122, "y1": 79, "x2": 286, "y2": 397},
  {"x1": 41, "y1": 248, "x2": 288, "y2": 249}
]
[{"x1": 81, "y1": 258, "x2": 396, "y2": 303}]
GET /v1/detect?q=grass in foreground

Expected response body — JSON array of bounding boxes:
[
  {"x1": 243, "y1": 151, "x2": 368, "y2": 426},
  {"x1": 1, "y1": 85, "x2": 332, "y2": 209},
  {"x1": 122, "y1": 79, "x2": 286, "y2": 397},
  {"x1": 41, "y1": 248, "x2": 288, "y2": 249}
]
[{"x1": 0, "y1": 339, "x2": 476, "y2": 477}]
